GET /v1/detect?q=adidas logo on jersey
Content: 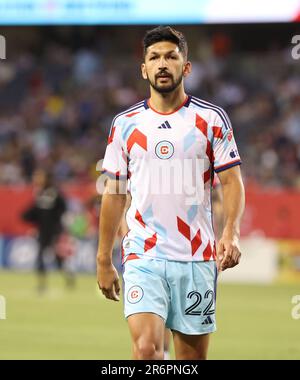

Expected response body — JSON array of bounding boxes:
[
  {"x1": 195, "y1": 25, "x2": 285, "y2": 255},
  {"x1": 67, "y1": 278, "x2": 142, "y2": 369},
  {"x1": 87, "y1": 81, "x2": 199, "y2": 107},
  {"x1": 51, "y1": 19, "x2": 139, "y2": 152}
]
[
  {"x1": 158, "y1": 121, "x2": 172, "y2": 129},
  {"x1": 202, "y1": 316, "x2": 213, "y2": 325}
]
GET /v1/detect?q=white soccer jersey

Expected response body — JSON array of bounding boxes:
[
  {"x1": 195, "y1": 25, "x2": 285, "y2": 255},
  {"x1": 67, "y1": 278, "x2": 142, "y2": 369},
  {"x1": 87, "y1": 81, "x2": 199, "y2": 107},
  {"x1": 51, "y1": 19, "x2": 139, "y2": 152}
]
[{"x1": 102, "y1": 95, "x2": 241, "y2": 263}]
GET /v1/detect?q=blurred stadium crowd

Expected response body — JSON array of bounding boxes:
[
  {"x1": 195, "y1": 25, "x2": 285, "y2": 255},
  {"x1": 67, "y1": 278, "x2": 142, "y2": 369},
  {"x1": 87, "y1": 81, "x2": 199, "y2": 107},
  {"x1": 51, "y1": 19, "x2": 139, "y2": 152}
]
[{"x1": 0, "y1": 25, "x2": 300, "y2": 188}]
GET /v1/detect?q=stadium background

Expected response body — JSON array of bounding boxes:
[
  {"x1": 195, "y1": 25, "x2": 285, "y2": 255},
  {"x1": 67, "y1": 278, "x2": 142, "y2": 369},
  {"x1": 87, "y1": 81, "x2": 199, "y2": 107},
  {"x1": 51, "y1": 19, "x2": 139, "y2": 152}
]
[{"x1": 0, "y1": 0, "x2": 300, "y2": 359}]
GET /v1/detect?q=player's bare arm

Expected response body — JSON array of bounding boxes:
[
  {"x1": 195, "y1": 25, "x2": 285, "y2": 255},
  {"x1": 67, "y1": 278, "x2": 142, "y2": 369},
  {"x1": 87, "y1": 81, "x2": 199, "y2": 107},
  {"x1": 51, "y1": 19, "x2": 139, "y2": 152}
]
[
  {"x1": 97, "y1": 179, "x2": 127, "y2": 301},
  {"x1": 217, "y1": 165, "x2": 245, "y2": 272}
]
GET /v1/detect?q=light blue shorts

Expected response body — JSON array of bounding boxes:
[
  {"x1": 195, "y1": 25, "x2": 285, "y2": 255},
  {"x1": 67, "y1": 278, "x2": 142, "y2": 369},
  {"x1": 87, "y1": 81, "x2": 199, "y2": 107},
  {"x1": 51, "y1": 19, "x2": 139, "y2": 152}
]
[{"x1": 123, "y1": 258, "x2": 218, "y2": 335}]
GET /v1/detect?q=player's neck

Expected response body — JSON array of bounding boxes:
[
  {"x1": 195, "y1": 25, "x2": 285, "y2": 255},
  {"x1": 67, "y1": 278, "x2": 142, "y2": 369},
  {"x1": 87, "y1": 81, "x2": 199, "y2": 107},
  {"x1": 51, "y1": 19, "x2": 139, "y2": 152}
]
[{"x1": 148, "y1": 88, "x2": 187, "y2": 114}]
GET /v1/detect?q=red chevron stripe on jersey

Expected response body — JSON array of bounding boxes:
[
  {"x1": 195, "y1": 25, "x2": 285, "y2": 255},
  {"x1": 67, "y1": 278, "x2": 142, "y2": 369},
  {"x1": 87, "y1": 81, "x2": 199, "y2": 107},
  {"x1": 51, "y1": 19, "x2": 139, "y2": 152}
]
[
  {"x1": 126, "y1": 253, "x2": 140, "y2": 261},
  {"x1": 144, "y1": 232, "x2": 157, "y2": 252},
  {"x1": 135, "y1": 209, "x2": 146, "y2": 228},
  {"x1": 177, "y1": 217, "x2": 202, "y2": 256},
  {"x1": 204, "y1": 169, "x2": 211, "y2": 184},
  {"x1": 212, "y1": 126, "x2": 223, "y2": 139},
  {"x1": 127, "y1": 129, "x2": 147, "y2": 153},
  {"x1": 125, "y1": 112, "x2": 140, "y2": 118},
  {"x1": 177, "y1": 217, "x2": 191, "y2": 240},
  {"x1": 107, "y1": 126, "x2": 116, "y2": 144},
  {"x1": 195, "y1": 114, "x2": 214, "y2": 163},
  {"x1": 191, "y1": 229, "x2": 202, "y2": 256},
  {"x1": 203, "y1": 241, "x2": 217, "y2": 261},
  {"x1": 195, "y1": 113, "x2": 207, "y2": 136}
]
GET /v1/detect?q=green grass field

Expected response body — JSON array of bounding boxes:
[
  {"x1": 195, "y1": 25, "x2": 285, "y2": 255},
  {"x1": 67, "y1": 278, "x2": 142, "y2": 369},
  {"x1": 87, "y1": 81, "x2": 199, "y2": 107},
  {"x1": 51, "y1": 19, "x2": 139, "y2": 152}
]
[{"x1": 0, "y1": 270, "x2": 299, "y2": 360}]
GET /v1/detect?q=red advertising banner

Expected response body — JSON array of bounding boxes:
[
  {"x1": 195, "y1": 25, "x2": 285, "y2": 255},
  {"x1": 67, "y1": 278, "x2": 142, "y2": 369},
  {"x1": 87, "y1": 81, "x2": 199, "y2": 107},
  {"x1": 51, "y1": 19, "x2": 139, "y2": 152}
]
[{"x1": 0, "y1": 183, "x2": 299, "y2": 239}]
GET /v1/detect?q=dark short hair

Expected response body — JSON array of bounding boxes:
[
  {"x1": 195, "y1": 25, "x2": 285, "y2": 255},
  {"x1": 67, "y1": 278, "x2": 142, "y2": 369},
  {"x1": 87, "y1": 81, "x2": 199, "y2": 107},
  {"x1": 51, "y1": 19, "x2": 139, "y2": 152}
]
[{"x1": 143, "y1": 26, "x2": 188, "y2": 59}]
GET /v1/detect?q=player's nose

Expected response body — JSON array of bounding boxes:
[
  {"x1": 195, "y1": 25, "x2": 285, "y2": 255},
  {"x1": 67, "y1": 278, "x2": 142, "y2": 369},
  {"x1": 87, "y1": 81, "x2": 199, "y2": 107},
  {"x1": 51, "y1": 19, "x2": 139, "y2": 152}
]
[{"x1": 158, "y1": 57, "x2": 168, "y2": 69}]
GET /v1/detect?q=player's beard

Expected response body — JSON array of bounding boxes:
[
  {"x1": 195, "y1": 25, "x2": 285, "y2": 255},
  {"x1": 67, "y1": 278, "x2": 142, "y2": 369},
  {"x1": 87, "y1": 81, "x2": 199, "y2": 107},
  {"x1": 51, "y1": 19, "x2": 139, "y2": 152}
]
[{"x1": 147, "y1": 72, "x2": 183, "y2": 94}]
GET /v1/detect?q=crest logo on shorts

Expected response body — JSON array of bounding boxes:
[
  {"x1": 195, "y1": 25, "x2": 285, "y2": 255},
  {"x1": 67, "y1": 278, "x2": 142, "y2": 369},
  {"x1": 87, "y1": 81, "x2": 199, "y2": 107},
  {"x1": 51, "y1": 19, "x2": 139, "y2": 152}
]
[
  {"x1": 127, "y1": 285, "x2": 144, "y2": 304},
  {"x1": 155, "y1": 140, "x2": 174, "y2": 160}
]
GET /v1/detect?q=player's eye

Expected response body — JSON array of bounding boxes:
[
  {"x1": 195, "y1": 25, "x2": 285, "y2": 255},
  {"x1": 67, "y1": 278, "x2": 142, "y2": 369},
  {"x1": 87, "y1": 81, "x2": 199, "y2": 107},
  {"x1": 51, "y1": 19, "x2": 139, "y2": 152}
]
[{"x1": 149, "y1": 56, "x2": 158, "y2": 60}]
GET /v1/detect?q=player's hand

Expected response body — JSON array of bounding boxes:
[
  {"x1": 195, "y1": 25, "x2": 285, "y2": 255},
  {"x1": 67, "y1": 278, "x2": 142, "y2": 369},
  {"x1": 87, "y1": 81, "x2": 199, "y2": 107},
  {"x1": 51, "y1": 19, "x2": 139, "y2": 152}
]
[
  {"x1": 97, "y1": 261, "x2": 120, "y2": 301},
  {"x1": 216, "y1": 235, "x2": 241, "y2": 272}
]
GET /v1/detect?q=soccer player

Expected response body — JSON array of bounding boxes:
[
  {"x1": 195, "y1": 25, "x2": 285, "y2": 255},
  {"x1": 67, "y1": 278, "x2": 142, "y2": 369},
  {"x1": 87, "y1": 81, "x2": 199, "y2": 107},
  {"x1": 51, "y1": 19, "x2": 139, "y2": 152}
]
[
  {"x1": 22, "y1": 169, "x2": 68, "y2": 292},
  {"x1": 97, "y1": 26, "x2": 245, "y2": 360}
]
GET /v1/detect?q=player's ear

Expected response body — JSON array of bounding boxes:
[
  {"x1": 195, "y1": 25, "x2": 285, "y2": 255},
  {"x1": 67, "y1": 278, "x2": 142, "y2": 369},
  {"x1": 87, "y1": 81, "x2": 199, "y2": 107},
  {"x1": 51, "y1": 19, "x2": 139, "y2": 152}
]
[
  {"x1": 141, "y1": 63, "x2": 147, "y2": 80},
  {"x1": 183, "y1": 60, "x2": 192, "y2": 77}
]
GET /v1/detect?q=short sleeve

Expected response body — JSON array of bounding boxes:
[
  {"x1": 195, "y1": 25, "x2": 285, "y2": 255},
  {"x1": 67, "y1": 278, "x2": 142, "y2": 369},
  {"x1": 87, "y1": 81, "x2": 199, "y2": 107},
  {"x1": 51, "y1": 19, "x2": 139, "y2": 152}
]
[
  {"x1": 102, "y1": 119, "x2": 128, "y2": 180},
  {"x1": 212, "y1": 110, "x2": 242, "y2": 173}
]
